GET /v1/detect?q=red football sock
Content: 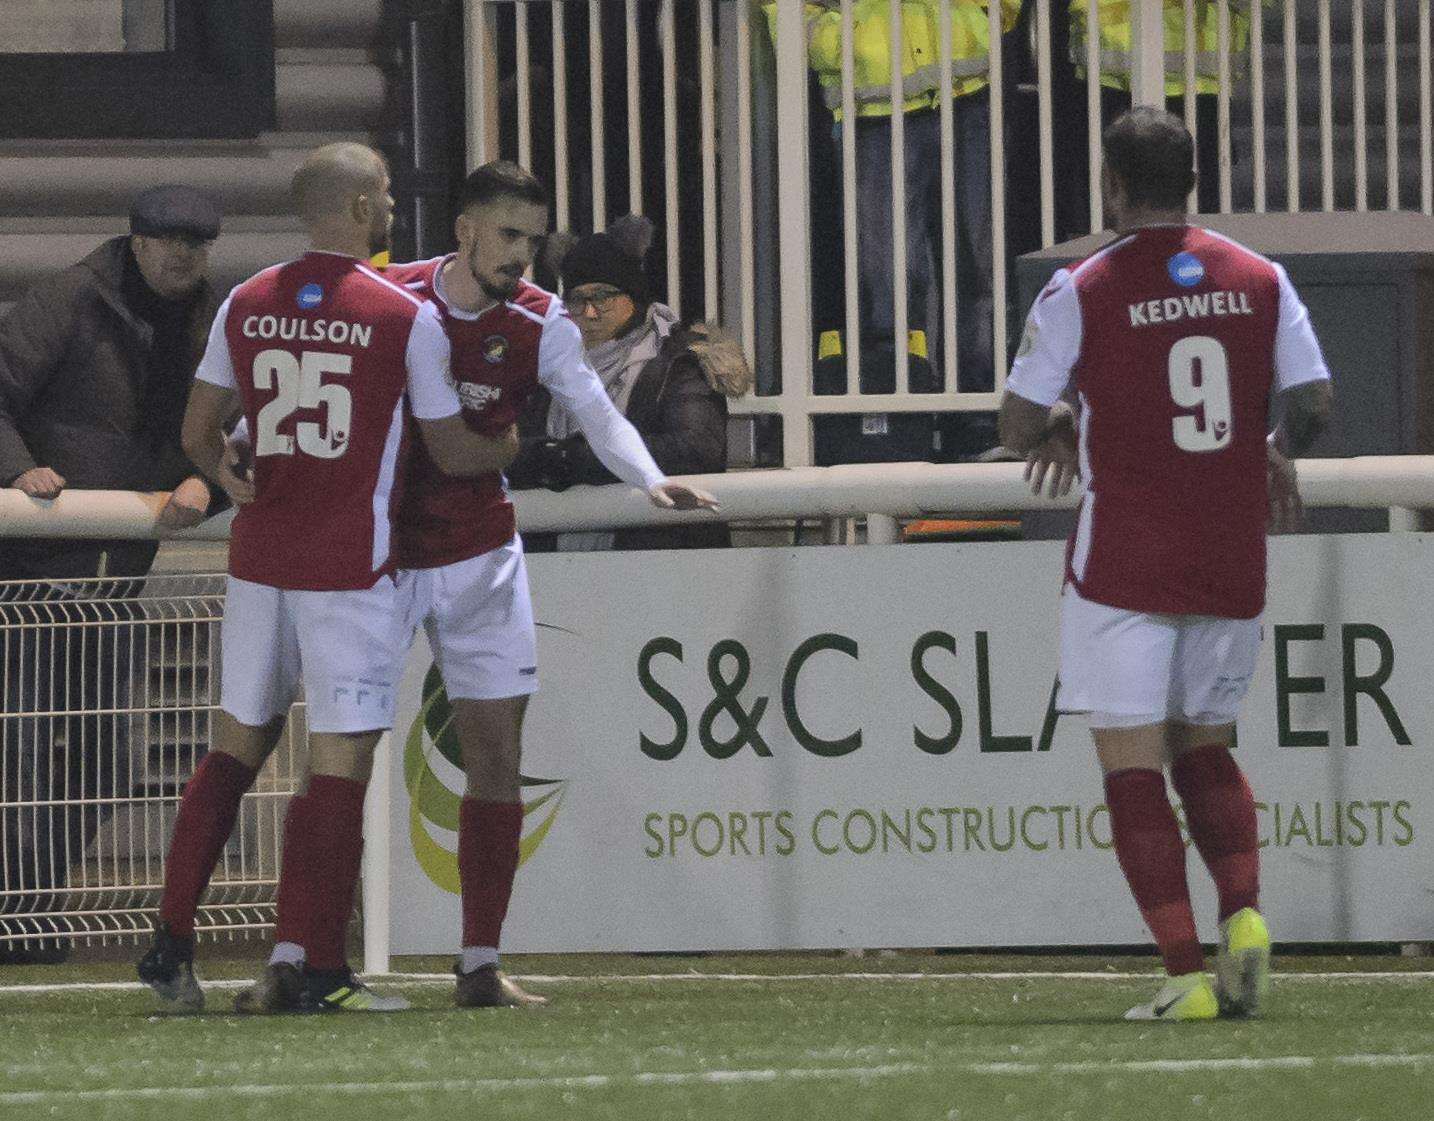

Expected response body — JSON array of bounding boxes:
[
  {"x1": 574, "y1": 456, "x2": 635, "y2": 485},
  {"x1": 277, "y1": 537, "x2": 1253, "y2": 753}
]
[
  {"x1": 1104, "y1": 768, "x2": 1205, "y2": 976},
  {"x1": 459, "y1": 799, "x2": 523, "y2": 950},
  {"x1": 273, "y1": 775, "x2": 367, "y2": 970},
  {"x1": 159, "y1": 751, "x2": 257, "y2": 937},
  {"x1": 1172, "y1": 745, "x2": 1260, "y2": 922}
]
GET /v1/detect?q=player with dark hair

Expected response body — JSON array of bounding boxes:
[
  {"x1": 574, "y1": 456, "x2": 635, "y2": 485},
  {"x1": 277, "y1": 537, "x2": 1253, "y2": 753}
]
[
  {"x1": 136, "y1": 143, "x2": 520, "y2": 1014},
  {"x1": 385, "y1": 161, "x2": 716, "y2": 1007},
  {"x1": 999, "y1": 107, "x2": 1333, "y2": 1022}
]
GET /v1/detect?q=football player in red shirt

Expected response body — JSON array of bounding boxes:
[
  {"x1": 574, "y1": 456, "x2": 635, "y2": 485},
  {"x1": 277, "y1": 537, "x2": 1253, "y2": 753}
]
[
  {"x1": 138, "y1": 143, "x2": 520, "y2": 1014},
  {"x1": 999, "y1": 108, "x2": 1333, "y2": 1022},
  {"x1": 386, "y1": 163, "x2": 717, "y2": 1007}
]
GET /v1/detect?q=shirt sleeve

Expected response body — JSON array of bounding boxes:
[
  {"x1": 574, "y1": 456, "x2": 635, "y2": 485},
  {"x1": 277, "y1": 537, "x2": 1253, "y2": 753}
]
[
  {"x1": 193, "y1": 294, "x2": 237, "y2": 389},
  {"x1": 1005, "y1": 268, "x2": 1082, "y2": 407},
  {"x1": 1272, "y1": 263, "x2": 1332, "y2": 393},
  {"x1": 537, "y1": 304, "x2": 666, "y2": 491},
  {"x1": 404, "y1": 300, "x2": 461, "y2": 420}
]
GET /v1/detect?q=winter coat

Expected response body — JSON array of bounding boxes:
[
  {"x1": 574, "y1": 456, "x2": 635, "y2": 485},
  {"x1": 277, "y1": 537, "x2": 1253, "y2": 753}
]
[
  {"x1": 0, "y1": 237, "x2": 219, "y2": 580},
  {"x1": 516, "y1": 321, "x2": 752, "y2": 551}
]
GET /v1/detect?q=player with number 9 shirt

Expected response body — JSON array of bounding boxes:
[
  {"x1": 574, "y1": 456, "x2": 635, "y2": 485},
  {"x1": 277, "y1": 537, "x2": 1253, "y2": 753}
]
[{"x1": 999, "y1": 108, "x2": 1333, "y2": 1024}]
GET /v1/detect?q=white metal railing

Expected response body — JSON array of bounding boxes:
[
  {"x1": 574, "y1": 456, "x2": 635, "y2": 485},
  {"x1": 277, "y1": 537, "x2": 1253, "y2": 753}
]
[
  {"x1": 1, "y1": 455, "x2": 1430, "y2": 946},
  {"x1": 0, "y1": 572, "x2": 305, "y2": 950},
  {"x1": 462, "y1": 1, "x2": 1432, "y2": 468}
]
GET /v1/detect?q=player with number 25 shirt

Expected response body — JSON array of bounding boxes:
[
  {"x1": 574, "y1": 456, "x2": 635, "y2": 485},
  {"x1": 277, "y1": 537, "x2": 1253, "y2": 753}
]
[
  {"x1": 138, "y1": 144, "x2": 519, "y2": 1017},
  {"x1": 999, "y1": 109, "x2": 1332, "y2": 1025}
]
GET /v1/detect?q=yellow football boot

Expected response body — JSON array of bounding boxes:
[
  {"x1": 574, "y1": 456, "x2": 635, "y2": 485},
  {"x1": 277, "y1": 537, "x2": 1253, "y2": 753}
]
[
  {"x1": 1124, "y1": 972, "x2": 1219, "y2": 1022},
  {"x1": 1216, "y1": 907, "x2": 1271, "y2": 1018}
]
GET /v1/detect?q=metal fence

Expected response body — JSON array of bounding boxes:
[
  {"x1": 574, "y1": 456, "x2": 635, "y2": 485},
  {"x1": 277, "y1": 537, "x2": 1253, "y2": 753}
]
[
  {"x1": 463, "y1": 0, "x2": 1434, "y2": 466},
  {"x1": 0, "y1": 573, "x2": 304, "y2": 951}
]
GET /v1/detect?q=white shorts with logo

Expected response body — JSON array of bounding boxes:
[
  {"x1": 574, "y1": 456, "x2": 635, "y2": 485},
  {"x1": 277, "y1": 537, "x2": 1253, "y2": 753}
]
[
  {"x1": 412, "y1": 536, "x2": 539, "y2": 702},
  {"x1": 220, "y1": 574, "x2": 416, "y2": 733},
  {"x1": 1056, "y1": 586, "x2": 1261, "y2": 729}
]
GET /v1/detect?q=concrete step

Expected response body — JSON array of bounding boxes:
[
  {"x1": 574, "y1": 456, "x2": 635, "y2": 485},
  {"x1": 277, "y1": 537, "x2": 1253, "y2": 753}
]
[{"x1": 274, "y1": 0, "x2": 384, "y2": 50}]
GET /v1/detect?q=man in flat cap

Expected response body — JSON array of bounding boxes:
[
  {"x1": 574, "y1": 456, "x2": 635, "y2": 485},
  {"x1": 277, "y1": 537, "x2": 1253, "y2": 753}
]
[{"x1": 0, "y1": 184, "x2": 223, "y2": 963}]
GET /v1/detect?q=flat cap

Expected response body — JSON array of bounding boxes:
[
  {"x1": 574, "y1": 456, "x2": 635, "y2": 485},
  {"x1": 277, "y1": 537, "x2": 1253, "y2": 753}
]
[{"x1": 129, "y1": 185, "x2": 222, "y2": 241}]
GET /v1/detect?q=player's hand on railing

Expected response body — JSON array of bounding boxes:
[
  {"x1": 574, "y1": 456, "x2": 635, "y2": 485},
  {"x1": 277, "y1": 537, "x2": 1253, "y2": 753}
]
[
  {"x1": 1267, "y1": 443, "x2": 1303, "y2": 533},
  {"x1": 157, "y1": 475, "x2": 215, "y2": 530},
  {"x1": 648, "y1": 481, "x2": 721, "y2": 511},
  {"x1": 1024, "y1": 402, "x2": 1079, "y2": 499},
  {"x1": 12, "y1": 466, "x2": 66, "y2": 500}
]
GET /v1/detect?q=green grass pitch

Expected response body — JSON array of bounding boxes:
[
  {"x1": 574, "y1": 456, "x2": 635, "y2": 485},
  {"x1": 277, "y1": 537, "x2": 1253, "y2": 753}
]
[{"x1": 2, "y1": 953, "x2": 1432, "y2": 1121}]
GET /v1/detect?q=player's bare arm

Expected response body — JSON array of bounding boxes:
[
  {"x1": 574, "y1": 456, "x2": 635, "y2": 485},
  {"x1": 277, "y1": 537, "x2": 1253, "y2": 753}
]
[
  {"x1": 417, "y1": 415, "x2": 520, "y2": 478},
  {"x1": 998, "y1": 391, "x2": 1079, "y2": 498},
  {"x1": 1275, "y1": 378, "x2": 1333, "y2": 457},
  {"x1": 181, "y1": 380, "x2": 256, "y2": 506}
]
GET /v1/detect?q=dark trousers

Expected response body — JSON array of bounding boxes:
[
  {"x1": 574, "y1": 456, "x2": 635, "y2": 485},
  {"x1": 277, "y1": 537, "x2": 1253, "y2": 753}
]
[
  {"x1": 1, "y1": 585, "x2": 138, "y2": 944},
  {"x1": 835, "y1": 92, "x2": 996, "y2": 395}
]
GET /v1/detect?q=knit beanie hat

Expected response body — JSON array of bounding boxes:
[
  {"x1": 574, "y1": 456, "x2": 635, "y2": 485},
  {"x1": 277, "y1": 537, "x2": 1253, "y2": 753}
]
[{"x1": 559, "y1": 231, "x2": 650, "y2": 305}]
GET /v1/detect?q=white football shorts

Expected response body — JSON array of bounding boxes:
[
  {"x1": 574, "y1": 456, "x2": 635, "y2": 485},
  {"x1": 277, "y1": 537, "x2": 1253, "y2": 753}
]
[
  {"x1": 1056, "y1": 586, "x2": 1261, "y2": 729},
  {"x1": 412, "y1": 535, "x2": 539, "y2": 702},
  {"x1": 219, "y1": 574, "x2": 417, "y2": 734}
]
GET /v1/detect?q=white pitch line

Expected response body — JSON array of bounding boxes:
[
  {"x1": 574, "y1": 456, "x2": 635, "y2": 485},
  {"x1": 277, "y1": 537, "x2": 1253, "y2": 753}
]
[
  {"x1": 2, "y1": 970, "x2": 1433, "y2": 996},
  {"x1": 4, "y1": 1054, "x2": 1434, "y2": 1105},
  {"x1": 971, "y1": 1053, "x2": 1434, "y2": 1076},
  {"x1": 0, "y1": 1063, "x2": 924, "y2": 1106}
]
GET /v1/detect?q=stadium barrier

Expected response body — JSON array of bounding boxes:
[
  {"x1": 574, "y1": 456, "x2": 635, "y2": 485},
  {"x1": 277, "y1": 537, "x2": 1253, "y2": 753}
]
[
  {"x1": 1, "y1": 456, "x2": 1431, "y2": 959},
  {"x1": 463, "y1": 0, "x2": 1434, "y2": 466}
]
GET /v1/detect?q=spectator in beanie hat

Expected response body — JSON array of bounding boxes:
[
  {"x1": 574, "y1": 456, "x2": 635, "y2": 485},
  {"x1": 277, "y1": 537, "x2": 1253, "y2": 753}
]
[{"x1": 511, "y1": 215, "x2": 751, "y2": 550}]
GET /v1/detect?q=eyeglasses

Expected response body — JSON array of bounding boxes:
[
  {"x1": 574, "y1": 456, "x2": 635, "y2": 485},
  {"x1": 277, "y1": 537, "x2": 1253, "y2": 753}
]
[{"x1": 567, "y1": 288, "x2": 625, "y2": 313}]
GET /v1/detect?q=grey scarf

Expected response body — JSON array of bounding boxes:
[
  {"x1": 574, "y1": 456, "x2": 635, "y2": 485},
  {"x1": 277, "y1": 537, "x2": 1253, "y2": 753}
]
[{"x1": 548, "y1": 302, "x2": 681, "y2": 439}]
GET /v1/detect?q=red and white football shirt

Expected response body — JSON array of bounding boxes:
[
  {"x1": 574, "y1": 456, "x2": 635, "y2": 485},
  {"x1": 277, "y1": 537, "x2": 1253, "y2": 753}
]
[
  {"x1": 1006, "y1": 225, "x2": 1331, "y2": 619},
  {"x1": 195, "y1": 251, "x2": 459, "y2": 591},
  {"x1": 386, "y1": 256, "x2": 664, "y2": 570}
]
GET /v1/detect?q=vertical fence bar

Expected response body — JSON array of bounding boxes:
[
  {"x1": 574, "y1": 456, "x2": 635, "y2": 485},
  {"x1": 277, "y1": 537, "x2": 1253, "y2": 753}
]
[
  {"x1": 699, "y1": 0, "x2": 718, "y2": 321},
  {"x1": 1317, "y1": 0, "x2": 1333, "y2": 211},
  {"x1": 1216, "y1": 0, "x2": 1231, "y2": 212},
  {"x1": 1086, "y1": 0, "x2": 1101, "y2": 232},
  {"x1": 589, "y1": 0, "x2": 606, "y2": 230},
  {"x1": 1353, "y1": 0, "x2": 1368, "y2": 212},
  {"x1": 1385, "y1": 0, "x2": 1399, "y2": 211},
  {"x1": 989, "y1": 0, "x2": 1007, "y2": 388},
  {"x1": 736, "y1": 0, "x2": 756, "y2": 368},
  {"x1": 1184, "y1": 0, "x2": 1198, "y2": 212},
  {"x1": 515, "y1": 3, "x2": 532, "y2": 169},
  {"x1": 626, "y1": 0, "x2": 642, "y2": 214},
  {"x1": 361, "y1": 733, "x2": 391, "y2": 977},
  {"x1": 1284, "y1": 0, "x2": 1299, "y2": 211},
  {"x1": 936, "y1": 0, "x2": 957, "y2": 391},
  {"x1": 841, "y1": 0, "x2": 861, "y2": 395},
  {"x1": 1130, "y1": 0, "x2": 1164, "y2": 108},
  {"x1": 1036, "y1": 0, "x2": 1054, "y2": 246},
  {"x1": 1251, "y1": 0, "x2": 1265, "y2": 212},
  {"x1": 551, "y1": 2, "x2": 570, "y2": 231},
  {"x1": 464, "y1": 0, "x2": 493, "y2": 168},
  {"x1": 888, "y1": 0, "x2": 909, "y2": 396},
  {"x1": 661, "y1": 0, "x2": 680, "y2": 319},
  {"x1": 1422, "y1": 0, "x2": 1432, "y2": 214},
  {"x1": 775, "y1": 0, "x2": 814, "y2": 465}
]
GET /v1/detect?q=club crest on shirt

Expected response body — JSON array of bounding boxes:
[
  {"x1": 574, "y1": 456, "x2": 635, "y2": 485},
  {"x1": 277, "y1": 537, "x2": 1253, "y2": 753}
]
[
  {"x1": 481, "y1": 334, "x2": 509, "y2": 364},
  {"x1": 458, "y1": 382, "x2": 502, "y2": 411}
]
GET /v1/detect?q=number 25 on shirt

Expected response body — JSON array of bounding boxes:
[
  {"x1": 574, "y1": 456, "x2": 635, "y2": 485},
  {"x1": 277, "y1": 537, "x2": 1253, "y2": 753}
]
[{"x1": 252, "y1": 349, "x2": 352, "y2": 460}]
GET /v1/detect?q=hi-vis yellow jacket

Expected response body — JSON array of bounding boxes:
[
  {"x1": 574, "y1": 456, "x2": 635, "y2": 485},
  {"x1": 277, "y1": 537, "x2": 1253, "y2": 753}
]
[
  {"x1": 764, "y1": 1, "x2": 1021, "y2": 120},
  {"x1": 1069, "y1": 0, "x2": 1257, "y2": 96}
]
